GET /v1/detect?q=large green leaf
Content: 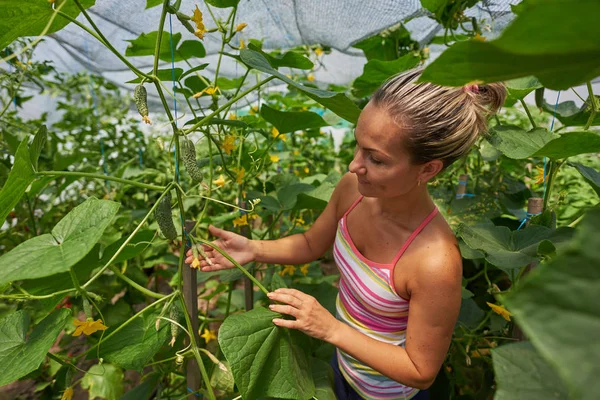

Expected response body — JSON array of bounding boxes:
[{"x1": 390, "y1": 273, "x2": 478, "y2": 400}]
[
  {"x1": 311, "y1": 358, "x2": 336, "y2": 400},
  {"x1": 248, "y1": 44, "x2": 314, "y2": 70},
  {"x1": 0, "y1": 309, "x2": 71, "y2": 386},
  {"x1": 0, "y1": 197, "x2": 120, "y2": 285},
  {"x1": 533, "y1": 131, "x2": 600, "y2": 159},
  {"x1": 540, "y1": 95, "x2": 600, "y2": 127},
  {"x1": 492, "y1": 342, "x2": 569, "y2": 400},
  {"x1": 570, "y1": 162, "x2": 600, "y2": 196},
  {"x1": 99, "y1": 306, "x2": 170, "y2": 371},
  {"x1": 0, "y1": 0, "x2": 95, "y2": 49},
  {"x1": 420, "y1": 0, "x2": 600, "y2": 89},
  {"x1": 240, "y1": 49, "x2": 361, "y2": 124},
  {"x1": 504, "y1": 77, "x2": 543, "y2": 106},
  {"x1": 81, "y1": 363, "x2": 124, "y2": 400},
  {"x1": 0, "y1": 139, "x2": 35, "y2": 223},
  {"x1": 486, "y1": 126, "x2": 559, "y2": 160},
  {"x1": 218, "y1": 307, "x2": 315, "y2": 400},
  {"x1": 277, "y1": 183, "x2": 315, "y2": 210},
  {"x1": 457, "y1": 223, "x2": 574, "y2": 272},
  {"x1": 501, "y1": 207, "x2": 600, "y2": 399},
  {"x1": 352, "y1": 54, "x2": 421, "y2": 98},
  {"x1": 205, "y1": 0, "x2": 239, "y2": 8},
  {"x1": 295, "y1": 172, "x2": 341, "y2": 211},
  {"x1": 121, "y1": 372, "x2": 160, "y2": 400},
  {"x1": 261, "y1": 105, "x2": 328, "y2": 134},
  {"x1": 125, "y1": 31, "x2": 181, "y2": 62}
]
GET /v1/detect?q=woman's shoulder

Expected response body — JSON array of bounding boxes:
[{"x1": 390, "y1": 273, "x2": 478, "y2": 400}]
[{"x1": 332, "y1": 172, "x2": 361, "y2": 220}]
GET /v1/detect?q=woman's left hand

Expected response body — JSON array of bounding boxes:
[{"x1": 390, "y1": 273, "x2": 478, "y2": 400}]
[{"x1": 267, "y1": 288, "x2": 340, "y2": 342}]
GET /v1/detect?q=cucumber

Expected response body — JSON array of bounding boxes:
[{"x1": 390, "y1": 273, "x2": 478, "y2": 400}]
[
  {"x1": 134, "y1": 84, "x2": 151, "y2": 124},
  {"x1": 181, "y1": 138, "x2": 203, "y2": 183},
  {"x1": 155, "y1": 192, "x2": 177, "y2": 240}
]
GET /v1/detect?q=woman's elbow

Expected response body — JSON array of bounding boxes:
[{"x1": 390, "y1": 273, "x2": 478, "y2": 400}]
[{"x1": 410, "y1": 373, "x2": 437, "y2": 390}]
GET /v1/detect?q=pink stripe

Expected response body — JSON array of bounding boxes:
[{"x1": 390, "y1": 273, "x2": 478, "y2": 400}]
[
  {"x1": 334, "y1": 244, "x2": 405, "y2": 309},
  {"x1": 339, "y1": 279, "x2": 408, "y2": 324}
]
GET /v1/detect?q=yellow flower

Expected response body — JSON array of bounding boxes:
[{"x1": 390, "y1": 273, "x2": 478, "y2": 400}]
[
  {"x1": 61, "y1": 387, "x2": 74, "y2": 400},
  {"x1": 248, "y1": 213, "x2": 258, "y2": 220},
  {"x1": 142, "y1": 115, "x2": 152, "y2": 125},
  {"x1": 486, "y1": 302, "x2": 512, "y2": 321},
  {"x1": 304, "y1": 167, "x2": 310, "y2": 174},
  {"x1": 250, "y1": 105, "x2": 259, "y2": 115},
  {"x1": 280, "y1": 134, "x2": 287, "y2": 142},
  {"x1": 473, "y1": 33, "x2": 487, "y2": 41},
  {"x1": 307, "y1": 74, "x2": 315, "y2": 82},
  {"x1": 192, "y1": 86, "x2": 219, "y2": 98},
  {"x1": 200, "y1": 328, "x2": 217, "y2": 343},
  {"x1": 233, "y1": 214, "x2": 248, "y2": 227},
  {"x1": 235, "y1": 167, "x2": 245, "y2": 184},
  {"x1": 271, "y1": 127, "x2": 279, "y2": 138},
  {"x1": 279, "y1": 265, "x2": 296, "y2": 277},
  {"x1": 213, "y1": 175, "x2": 226, "y2": 187},
  {"x1": 239, "y1": 39, "x2": 246, "y2": 49},
  {"x1": 191, "y1": 258, "x2": 201, "y2": 269},
  {"x1": 314, "y1": 47, "x2": 323, "y2": 57},
  {"x1": 533, "y1": 165, "x2": 546, "y2": 185},
  {"x1": 229, "y1": 112, "x2": 237, "y2": 120},
  {"x1": 48, "y1": 0, "x2": 56, "y2": 4},
  {"x1": 72, "y1": 318, "x2": 108, "y2": 337},
  {"x1": 270, "y1": 154, "x2": 280, "y2": 163},
  {"x1": 295, "y1": 217, "x2": 305, "y2": 225},
  {"x1": 222, "y1": 135, "x2": 236, "y2": 155},
  {"x1": 300, "y1": 264, "x2": 310, "y2": 276},
  {"x1": 191, "y1": 5, "x2": 206, "y2": 40},
  {"x1": 293, "y1": 150, "x2": 300, "y2": 156},
  {"x1": 236, "y1": 23, "x2": 247, "y2": 32}
]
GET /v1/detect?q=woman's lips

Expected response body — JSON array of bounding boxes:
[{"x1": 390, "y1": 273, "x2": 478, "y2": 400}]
[{"x1": 358, "y1": 179, "x2": 369, "y2": 185}]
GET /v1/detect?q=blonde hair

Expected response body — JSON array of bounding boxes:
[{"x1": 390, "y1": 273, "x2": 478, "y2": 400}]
[{"x1": 371, "y1": 68, "x2": 506, "y2": 169}]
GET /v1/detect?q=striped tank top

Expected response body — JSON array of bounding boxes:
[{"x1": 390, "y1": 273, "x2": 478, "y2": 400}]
[{"x1": 333, "y1": 195, "x2": 439, "y2": 399}]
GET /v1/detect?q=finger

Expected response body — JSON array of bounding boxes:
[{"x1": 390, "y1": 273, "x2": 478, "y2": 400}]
[
  {"x1": 273, "y1": 288, "x2": 307, "y2": 302},
  {"x1": 185, "y1": 255, "x2": 194, "y2": 264},
  {"x1": 267, "y1": 291, "x2": 303, "y2": 308},
  {"x1": 208, "y1": 224, "x2": 232, "y2": 240},
  {"x1": 269, "y1": 304, "x2": 299, "y2": 317},
  {"x1": 186, "y1": 249, "x2": 193, "y2": 257},
  {"x1": 272, "y1": 318, "x2": 298, "y2": 329},
  {"x1": 201, "y1": 264, "x2": 231, "y2": 272}
]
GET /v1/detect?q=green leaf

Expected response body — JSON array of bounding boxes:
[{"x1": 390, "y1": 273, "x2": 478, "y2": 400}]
[
  {"x1": 570, "y1": 162, "x2": 600, "y2": 196},
  {"x1": 218, "y1": 307, "x2": 315, "y2": 400},
  {"x1": 29, "y1": 125, "x2": 47, "y2": 171},
  {"x1": 456, "y1": 298, "x2": 485, "y2": 330},
  {"x1": 0, "y1": 0, "x2": 95, "y2": 49},
  {"x1": 457, "y1": 223, "x2": 574, "y2": 272},
  {"x1": 352, "y1": 54, "x2": 421, "y2": 98},
  {"x1": 0, "y1": 139, "x2": 35, "y2": 223},
  {"x1": 540, "y1": 95, "x2": 600, "y2": 127},
  {"x1": 100, "y1": 306, "x2": 170, "y2": 371},
  {"x1": 486, "y1": 126, "x2": 559, "y2": 159},
  {"x1": 205, "y1": 0, "x2": 239, "y2": 8},
  {"x1": 492, "y1": 342, "x2": 569, "y2": 400},
  {"x1": 311, "y1": 358, "x2": 336, "y2": 400},
  {"x1": 121, "y1": 372, "x2": 160, "y2": 400},
  {"x1": 0, "y1": 197, "x2": 120, "y2": 285},
  {"x1": 81, "y1": 364, "x2": 124, "y2": 400},
  {"x1": 261, "y1": 105, "x2": 328, "y2": 134},
  {"x1": 247, "y1": 44, "x2": 314, "y2": 70},
  {"x1": 505, "y1": 77, "x2": 543, "y2": 106},
  {"x1": 126, "y1": 68, "x2": 183, "y2": 83},
  {"x1": 175, "y1": 40, "x2": 206, "y2": 60},
  {"x1": 145, "y1": 0, "x2": 162, "y2": 9},
  {"x1": 501, "y1": 207, "x2": 600, "y2": 399},
  {"x1": 295, "y1": 172, "x2": 341, "y2": 211},
  {"x1": 178, "y1": 63, "x2": 209, "y2": 82},
  {"x1": 277, "y1": 183, "x2": 314, "y2": 210},
  {"x1": 240, "y1": 49, "x2": 361, "y2": 123},
  {"x1": 216, "y1": 76, "x2": 245, "y2": 90},
  {"x1": 533, "y1": 131, "x2": 600, "y2": 159},
  {"x1": 125, "y1": 31, "x2": 181, "y2": 62},
  {"x1": 420, "y1": 0, "x2": 600, "y2": 90},
  {"x1": 0, "y1": 309, "x2": 71, "y2": 386}
]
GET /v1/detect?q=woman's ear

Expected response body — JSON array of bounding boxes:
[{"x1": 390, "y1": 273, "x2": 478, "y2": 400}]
[{"x1": 419, "y1": 160, "x2": 444, "y2": 183}]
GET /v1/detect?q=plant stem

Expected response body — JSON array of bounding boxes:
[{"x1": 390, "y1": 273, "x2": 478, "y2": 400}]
[
  {"x1": 542, "y1": 160, "x2": 564, "y2": 210},
  {"x1": 154, "y1": 0, "x2": 170, "y2": 76},
  {"x1": 0, "y1": 288, "x2": 74, "y2": 300},
  {"x1": 83, "y1": 184, "x2": 173, "y2": 289},
  {"x1": 36, "y1": 171, "x2": 166, "y2": 191},
  {"x1": 584, "y1": 81, "x2": 597, "y2": 130},
  {"x1": 193, "y1": 238, "x2": 269, "y2": 295},
  {"x1": 108, "y1": 265, "x2": 165, "y2": 299},
  {"x1": 63, "y1": 4, "x2": 150, "y2": 79},
  {"x1": 182, "y1": 76, "x2": 276, "y2": 135},
  {"x1": 519, "y1": 99, "x2": 536, "y2": 129}
]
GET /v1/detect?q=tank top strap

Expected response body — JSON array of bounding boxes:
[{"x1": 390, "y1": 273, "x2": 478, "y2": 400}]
[
  {"x1": 391, "y1": 206, "x2": 439, "y2": 266},
  {"x1": 342, "y1": 195, "x2": 364, "y2": 219}
]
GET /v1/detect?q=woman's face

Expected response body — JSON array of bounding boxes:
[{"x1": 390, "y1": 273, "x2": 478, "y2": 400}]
[{"x1": 348, "y1": 102, "x2": 423, "y2": 198}]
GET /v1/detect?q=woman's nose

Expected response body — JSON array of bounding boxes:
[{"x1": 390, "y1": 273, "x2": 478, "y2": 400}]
[{"x1": 349, "y1": 154, "x2": 366, "y2": 175}]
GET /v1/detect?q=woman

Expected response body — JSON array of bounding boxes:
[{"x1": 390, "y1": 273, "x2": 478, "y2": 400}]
[{"x1": 186, "y1": 69, "x2": 506, "y2": 399}]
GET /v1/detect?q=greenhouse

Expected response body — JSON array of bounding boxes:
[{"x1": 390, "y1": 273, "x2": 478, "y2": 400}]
[{"x1": 0, "y1": 0, "x2": 598, "y2": 399}]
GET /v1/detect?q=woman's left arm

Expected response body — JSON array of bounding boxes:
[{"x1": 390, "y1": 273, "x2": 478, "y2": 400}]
[{"x1": 267, "y1": 251, "x2": 462, "y2": 390}]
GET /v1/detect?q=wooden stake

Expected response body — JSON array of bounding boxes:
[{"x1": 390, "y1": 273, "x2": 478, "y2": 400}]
[{"x1": 456, "y1": 174, "x2": 469, "y2": 198}]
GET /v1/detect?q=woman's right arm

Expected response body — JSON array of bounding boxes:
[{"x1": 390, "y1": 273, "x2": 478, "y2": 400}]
[{"x1": 186, "y1": 173, "x2": 355, "y2": 271}]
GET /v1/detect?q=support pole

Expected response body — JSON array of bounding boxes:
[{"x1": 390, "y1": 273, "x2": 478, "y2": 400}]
[
  {"x1": 456, "y1": 174, "x2": 469, "y2": 199},
  {"x1": 183, "y1": 220, "x2": 200, "y2": 399}
]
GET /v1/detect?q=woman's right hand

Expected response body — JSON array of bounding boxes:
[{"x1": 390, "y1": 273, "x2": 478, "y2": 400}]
[{"x1": 185, "y1": 225, "x2": 255, "y2": 272}]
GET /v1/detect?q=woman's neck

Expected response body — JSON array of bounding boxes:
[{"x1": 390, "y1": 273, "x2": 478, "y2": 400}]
[{"x1": 370, "y1": 187, "x2": 436, "y2": 228}]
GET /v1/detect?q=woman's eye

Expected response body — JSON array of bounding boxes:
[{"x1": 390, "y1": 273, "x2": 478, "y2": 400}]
[{"x1": 369, "y1": 155, "x2": 382, "y2": 165}]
